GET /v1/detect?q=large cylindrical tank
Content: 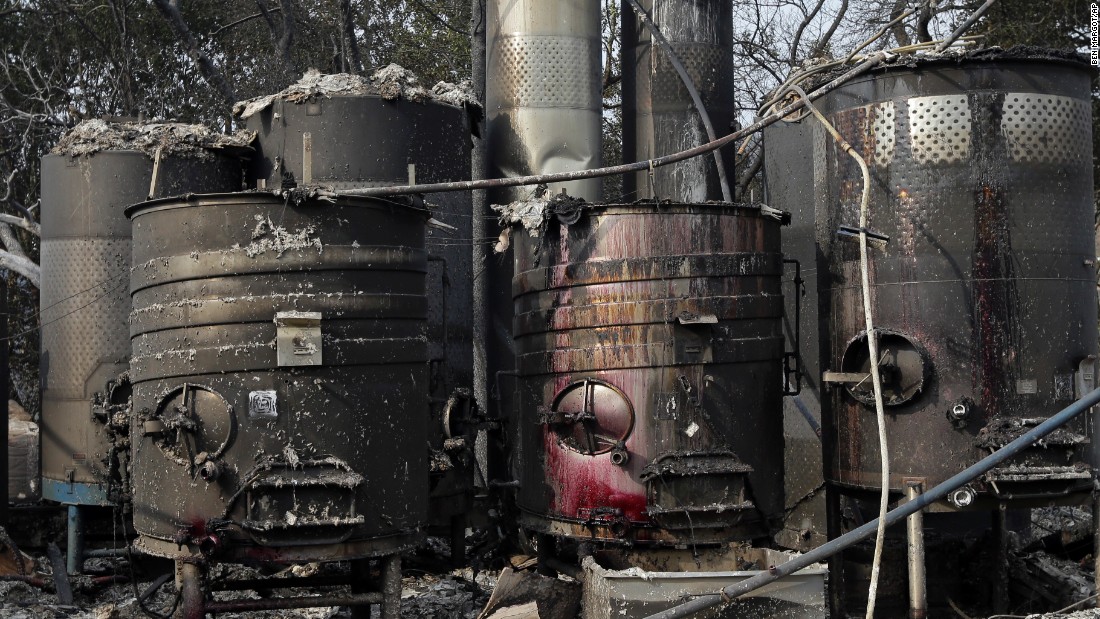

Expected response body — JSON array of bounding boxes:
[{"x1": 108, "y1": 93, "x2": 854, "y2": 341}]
[
  {"x1": 127, "y1": 192, "x2": 429, "y2": 560},
  {"x1": 512, "y1": 203, "x2": 786, "y2": 544},
  {"x1": 622, "y1": 0, "x2": 735, "y2": 202},
  {"x1": 806, "y1": 54, "x2": 1097, "y2": 507},
  {"x1": 40, "y1": 141, "x2": 241, "y2": 507},
  {"x1": 242, "y1": 90, "x2": 476, "y2": 525}
]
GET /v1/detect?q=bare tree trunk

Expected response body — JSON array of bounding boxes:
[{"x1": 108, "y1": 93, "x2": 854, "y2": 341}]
[
  {"x1": 342, "y1": 0, "x2": 363, "y2": 73},
  {"x1": 890, "y1": 0, "x2": 913, "y2": 46},
  {"x1": 277, "y1": 0, "x2": 297, "y2": 71},
  {"x1": 151, "y1": 0, "x2": 236, "y2": 105}
]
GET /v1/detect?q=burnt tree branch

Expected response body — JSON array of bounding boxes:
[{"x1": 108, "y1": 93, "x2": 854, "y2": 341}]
[{"x1": 151, "y1": 0, "x2": 236, "y2": 105}]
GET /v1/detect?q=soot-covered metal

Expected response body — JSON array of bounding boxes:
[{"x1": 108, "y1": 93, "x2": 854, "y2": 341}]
[
  {"x1": 127, "y1": 192, "x2": 429, "y2": 571},
  {"x1": 244, "y1": 93, "x2": 478, "y2": 544},
  {"x1": 511, "y1": 202, "x2": 787, "y2": 544},
  {"x1": 786, "y1": 54, "x2": 1098, "y2": 508},
  {"x1": 39, "y1": 149, "x2": 241, "y2": 509}
]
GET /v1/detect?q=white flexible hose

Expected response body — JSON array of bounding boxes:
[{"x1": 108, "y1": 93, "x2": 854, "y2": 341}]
[{"x1": 789, "y1": 85, "x2": 889, "y2": 619}]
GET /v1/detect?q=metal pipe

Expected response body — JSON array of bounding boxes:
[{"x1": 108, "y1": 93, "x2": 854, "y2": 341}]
[
  {"x1": 0, "y1": 575, "x2": 49, "y2": 588},
  {"x1": 210, "y1": 574, "x2": 354, "y2": 591},
  {"x1": 643, "y1": 386, "x2": 1100, "y2": 619},
  {"x1": 0, "y1": 280, "x2": 7, "y2": 528},
  {"x1": 934, "y1": 0, "x2": 997, "y2": 52},
  {"x1": 66, "y1": 505, "x2": 84, "y2": 575},
  {"x1": 1094, "y1": 492, "x2": 1100, "y2": 608},
  {"x1": 380, "y1": 554, "x2": 402, "y2": 619},
  {"x1": 339, "y1": 53, "x2": 889, "y2": 199},
  {"x1": 205, "y1": 593, "x2": 384, "y2": 612},
  {"x1": 905, "y1": 481, "x2": 926, "y2": 619}
]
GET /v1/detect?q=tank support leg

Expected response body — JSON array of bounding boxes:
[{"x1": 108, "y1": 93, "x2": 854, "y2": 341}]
[
  {"x1": 178, "y1": 560, "x2": 205, "y2": 619},
  {"x1": 825, "y1": 486, "x2": 845, "y2": 618},
  {"x1": 380, "y1": 554, "x2": 402, "y2": 619},
  {"x1": 65, "y1": 505, "x2": 84, "y2": 575},
  {"x1": 992, "y1": 504, "x2": 1009, "y2": 614},
  {"x1": 905, "y1": 481, "x2": 927, "y2": 619},
  {"x1": 451, "y1": 514, "x2": 467, "y2": 568},
  {"x1": 349, "y1": 559, "x2": 372, "y2": 619},
  {"x1": 1093, "y1": 492, "x2": 1100, "y2": 608}
]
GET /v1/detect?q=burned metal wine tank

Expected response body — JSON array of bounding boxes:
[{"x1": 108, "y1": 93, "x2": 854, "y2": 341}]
[
  {"x1": 243, "y1": 94, "x2": 476, "y2": 524},
  {"x1": 807, "y1": 55, "x2": 1097, "y2": 507},
  {"x1": 512, "y1": 203, "x2": 786, "y2": 544},
  {"x1": 127, "y1": 192, "x2": 430, "y2": 560},
  {"x1": 39, "y1": 151, "x2": 240, "y2": 507}
]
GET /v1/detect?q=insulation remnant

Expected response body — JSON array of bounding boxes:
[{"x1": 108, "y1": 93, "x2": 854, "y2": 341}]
[
  {"x1": 233, "y1": 66, "x2": 481, "y2": 119},
  {"x1": 491, "y1": 189, "x2": 587, "y2": 238},
  {"x1": 49, "y1": 119, "x2": 255, "y2": 159},
  {"x1": 239, "y1": 215, "x2": 323, "y2": 258}
]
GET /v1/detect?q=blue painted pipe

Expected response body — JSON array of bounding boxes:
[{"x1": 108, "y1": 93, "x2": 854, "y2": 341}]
[{"x1": 645, "y1": 386, "x2": 1100, "y2": 619}]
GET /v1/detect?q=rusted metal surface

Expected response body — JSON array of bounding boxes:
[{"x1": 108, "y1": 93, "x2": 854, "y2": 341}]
[
  {"x1": 623, "y1": 0, "x2": 735, "y2": 202},
  {"x1": 802, "y1": 55, "x2": 1097, "y2": 506},
  {"x1": 127, "y1": 192, "x2": 429, "y2": 561},
  {"x1": 512, "y1": 203, "x2": 786, "y2": 545},
  {"x1": 39, "y1": 151, "x2": 241, "y2": 506},
  {"x1": 244, "y1": 94, "x2": 476, "y2": 527},
  {"x1": 763, "y1": 118, "x2": 828, "y2": 549}
]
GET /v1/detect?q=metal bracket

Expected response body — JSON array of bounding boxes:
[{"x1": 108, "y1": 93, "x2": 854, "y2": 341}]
[
  {"x1": 823, "y1": 371, "x2": 872, "y2": 384},
  {"x1": 837, "y1": 225, "x2": 889, "y2": 249},
  {"x1": 783, "y1": 258, "x2": 803, "y2": 396}
]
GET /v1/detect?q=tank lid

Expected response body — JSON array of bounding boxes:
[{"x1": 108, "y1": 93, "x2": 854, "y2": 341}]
[
  {"x1": 49, "y1": 119, "x2": 255, "y2": 160},
  {"x1": 234, "y1": 66, "x2": 480, "y2": 120},
  {"x1": 802, "y1": 46, "x2": 1094, "y2": 92}
]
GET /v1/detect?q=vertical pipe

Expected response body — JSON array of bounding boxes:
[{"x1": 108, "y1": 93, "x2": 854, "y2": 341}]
[
  {"x1": 66, "y1": 504, "x2": 84, "y2": 575},
  {"x1": 826, "y1": 486, "x2": 845, "y2": 618},
  {"x1": 992, "y1": 504, "x2": 1009, "y2": 614},
  {"x1": 0, "y1": 280, "x2": 7, "y2": 528},
  {"x1": 380, "y1": 554, "x2": 402, "y2": 619},
  {"x1": 622, "y1": 0, "x2": 734, "y2": 202},
  {"x1": 471, "y1": 0, "x2": 489, "y2": 423},
  {"x1": 1093, "y1": 493, "x2": 1100, "y2": 608},
  {"x1": 905, "y1": 481, "x2": 926, "y2": 619}
]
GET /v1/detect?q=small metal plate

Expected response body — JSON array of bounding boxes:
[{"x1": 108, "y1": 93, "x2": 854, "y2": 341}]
[
  {"x1": 275, "y1": 311, "x2": 322, "y2": 366},
  {"x1": 249, "y1": 391, "x2": 278, "y2": 420}
]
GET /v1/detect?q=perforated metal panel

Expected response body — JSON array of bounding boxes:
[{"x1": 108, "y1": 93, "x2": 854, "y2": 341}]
[
  {"x1": 871, "y1": 101, "x2": 897, "y2": 167},
  {"x1": 1001, "y1": 93, "x2": 1092, "y2": 165},
  {"x1": 40, "y1": 239, "x2": 131, "y2": 399},
  {"x1": 907, "y1": 95, "x2": 972, "y2": 165},
  {"x1": 647, "y1": 44, "x2": 734, "y2": 108},
  {"x1": 489, "y1": 35, "x2": 601, "y2": 109}
]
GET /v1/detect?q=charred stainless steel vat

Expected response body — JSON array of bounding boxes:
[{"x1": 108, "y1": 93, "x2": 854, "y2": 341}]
[
  {"x1": 127, "y1": 192, "x2": 429, "y2": 561},
  {"x1": 792, "y1": 54, "x2": 1097, "y2": 508},
  {"x1": 623, "y1": 0, "x2": 735, "y2": 202},
  {"x1": 40, "y1": 150, "x2": 240, "y2": 511},
  {"x1": 244, "y1": 93, "x2": 476, "y2": 542},
  {"x1": 512, "y1": 203, "x2": 786, "y2": 544}
]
